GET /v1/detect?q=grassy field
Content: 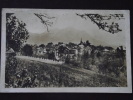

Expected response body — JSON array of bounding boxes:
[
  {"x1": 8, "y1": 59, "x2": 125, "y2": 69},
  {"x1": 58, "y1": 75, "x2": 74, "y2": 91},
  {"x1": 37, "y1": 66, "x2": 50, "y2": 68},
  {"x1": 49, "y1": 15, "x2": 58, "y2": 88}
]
[{"x1": 5, "y1": 55, "x2": 127, "y2": 88}]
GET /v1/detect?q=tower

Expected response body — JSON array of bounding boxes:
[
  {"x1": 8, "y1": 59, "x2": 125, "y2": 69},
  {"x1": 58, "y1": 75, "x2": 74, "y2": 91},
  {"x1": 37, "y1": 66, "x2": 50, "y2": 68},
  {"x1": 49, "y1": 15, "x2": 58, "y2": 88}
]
[{"x1": 80, "y1": 38, "x2": 83, "y2": 44}]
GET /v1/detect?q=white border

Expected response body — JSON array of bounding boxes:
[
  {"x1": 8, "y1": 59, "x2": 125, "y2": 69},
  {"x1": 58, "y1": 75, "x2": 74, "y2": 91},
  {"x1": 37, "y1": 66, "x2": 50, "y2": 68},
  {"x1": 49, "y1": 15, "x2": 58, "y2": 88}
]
[{"x1": 0, "y1": 8, "x2": 132, "y2": 93}]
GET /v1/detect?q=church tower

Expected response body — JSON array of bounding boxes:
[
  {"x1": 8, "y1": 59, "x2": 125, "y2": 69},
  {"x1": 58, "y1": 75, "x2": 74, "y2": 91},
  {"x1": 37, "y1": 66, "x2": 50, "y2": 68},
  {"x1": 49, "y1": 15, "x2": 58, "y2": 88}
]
[
  {"x1": 79, "y1": 38, "x2": 84, "y2": 46},
  {"x1": 80, "y1": 38, "x2": 83, "y2": 44}
]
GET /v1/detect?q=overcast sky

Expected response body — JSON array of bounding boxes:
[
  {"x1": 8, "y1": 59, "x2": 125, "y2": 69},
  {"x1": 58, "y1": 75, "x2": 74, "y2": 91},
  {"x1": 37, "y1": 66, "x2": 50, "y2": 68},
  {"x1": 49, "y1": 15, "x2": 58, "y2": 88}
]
[{"x1": 9, "y1": 9, "x2": 128, "y2": 47}]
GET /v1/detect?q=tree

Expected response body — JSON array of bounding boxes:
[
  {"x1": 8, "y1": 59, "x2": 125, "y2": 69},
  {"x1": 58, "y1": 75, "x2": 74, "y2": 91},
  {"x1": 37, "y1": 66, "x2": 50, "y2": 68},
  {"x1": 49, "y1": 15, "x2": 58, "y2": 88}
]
[
  {"x1": 58, "y1": 45, "x2": 66, "y2": 54},
  {"x1": 86, "y1": 40, "x2": 90, "y2": 46},
  {"x1": 34, "y1": 13, "x2": 55, "y2": 32},
  {"x1": 39, "y1": 44, "x2": 45, "y2": 48},
  {"x1": 47, "y1": 51, "x2": 55, "y2": 60},
  {"x1": 76, "y1": 13, "x2": 124, "y2": 34},
  {"x1": 22, "y1": 44, "x2": 33, "y2": 56},
  {"x1": 97, "y1": 45, "x2": 104, "y2": 51},
  {"x1": 6, "y1": 13, "x2": 29, "y2": 52},
  {"x1": 104, "y1": 46, "x2": 114, "y2": 50}
]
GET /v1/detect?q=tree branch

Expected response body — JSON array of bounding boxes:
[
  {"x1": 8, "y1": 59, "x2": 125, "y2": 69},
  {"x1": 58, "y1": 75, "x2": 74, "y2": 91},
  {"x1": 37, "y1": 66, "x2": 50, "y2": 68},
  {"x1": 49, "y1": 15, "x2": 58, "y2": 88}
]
[{"x1": 76, "y1": 13, "x2": 124, "y2": 34}]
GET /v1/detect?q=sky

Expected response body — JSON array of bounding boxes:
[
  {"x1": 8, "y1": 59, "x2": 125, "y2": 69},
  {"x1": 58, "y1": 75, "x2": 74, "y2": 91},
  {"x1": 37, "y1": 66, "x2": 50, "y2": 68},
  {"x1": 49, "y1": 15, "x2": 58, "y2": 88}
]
[{"x1": 10, "y1": 9, "x2": 128, "y2": 47}]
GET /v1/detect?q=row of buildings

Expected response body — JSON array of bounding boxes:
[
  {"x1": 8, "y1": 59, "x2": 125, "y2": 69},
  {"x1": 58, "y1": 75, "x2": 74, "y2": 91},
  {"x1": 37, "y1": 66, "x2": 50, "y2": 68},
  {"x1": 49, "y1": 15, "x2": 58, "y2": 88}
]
[
  {"x1": 32, "y1": 39, "x2": 92, "y2": 61},
  {"x1": 7, "y1": 38, "x2": 126, "y2": 61},
  {"x1": 31, "y1": 39, "x2": 121, "y2": 61}
]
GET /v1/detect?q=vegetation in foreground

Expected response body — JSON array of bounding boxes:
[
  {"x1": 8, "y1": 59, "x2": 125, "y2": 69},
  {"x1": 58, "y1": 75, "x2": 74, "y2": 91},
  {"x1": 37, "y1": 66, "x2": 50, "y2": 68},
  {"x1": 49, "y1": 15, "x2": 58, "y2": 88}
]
[{"x1": 5, "y1": 53, "x2": 127, "y2": 88}]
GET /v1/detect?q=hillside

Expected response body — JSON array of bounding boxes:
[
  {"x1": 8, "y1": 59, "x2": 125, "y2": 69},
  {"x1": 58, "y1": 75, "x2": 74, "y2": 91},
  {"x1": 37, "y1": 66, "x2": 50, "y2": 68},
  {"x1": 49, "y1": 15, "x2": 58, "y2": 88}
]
[{"x1": 5, "y1": 56, "x2": 127, "y2": 87}]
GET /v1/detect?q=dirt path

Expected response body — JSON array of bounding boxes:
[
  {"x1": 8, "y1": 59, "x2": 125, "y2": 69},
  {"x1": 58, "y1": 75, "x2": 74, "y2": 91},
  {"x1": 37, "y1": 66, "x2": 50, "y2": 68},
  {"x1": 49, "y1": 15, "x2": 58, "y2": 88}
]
[{"x1": 16, "y1": 56, "x2": 64, "y2": 64}]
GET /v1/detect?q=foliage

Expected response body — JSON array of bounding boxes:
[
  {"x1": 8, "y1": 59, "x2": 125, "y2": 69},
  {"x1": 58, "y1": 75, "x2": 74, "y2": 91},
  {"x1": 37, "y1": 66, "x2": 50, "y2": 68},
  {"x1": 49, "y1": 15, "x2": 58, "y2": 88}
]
[
  {"x1": 21, "y1": 44, "x2": 33, "y2": 56},
  {"x1": 5, "y1": 56, "x2": 18, "y2": 84},
  {"x1": 65, "y1": 56, "x2": 70, "y2": 64},
  {"x1": 5, "y1": 56, "x2": 127, "y2": 87},
  {"x1": 76, "y1": 13, "x2": 124, "y2": 34},
  {"x1": 85, "y1": 40, "x2": 91, "y2": 46},
  {"x1": 47, "y1": 52, "x2": 55, "y2": 60},
  {"x1": 58, "y1": 45, "x2": 67, "y2": 54},
  {"x1": 34, "y1": 13, "x2": 55, "y2": 32},
  {"x1": 65, "y1": 48, "x2": 126, "y2": 80},
  {"x1": 39, "y1": 44, "x2": 45, "y2": 48},
  {"x1": 6, "y1": 13, "x2": 29, "y2": 52}
]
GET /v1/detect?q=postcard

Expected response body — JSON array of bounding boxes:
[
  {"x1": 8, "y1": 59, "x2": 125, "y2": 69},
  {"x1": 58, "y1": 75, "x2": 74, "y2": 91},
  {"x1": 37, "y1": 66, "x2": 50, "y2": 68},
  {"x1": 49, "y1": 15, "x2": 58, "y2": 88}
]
[{"x1": 0, "y1": 9, "x2": 132, "y2": 93}]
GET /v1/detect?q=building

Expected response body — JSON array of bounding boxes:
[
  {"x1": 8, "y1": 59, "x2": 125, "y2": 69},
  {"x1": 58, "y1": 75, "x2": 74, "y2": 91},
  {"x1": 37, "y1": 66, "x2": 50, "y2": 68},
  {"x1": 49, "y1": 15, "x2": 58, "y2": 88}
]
[{"x1": 6, "y1": 47, "x2": 16, "y2": 56}]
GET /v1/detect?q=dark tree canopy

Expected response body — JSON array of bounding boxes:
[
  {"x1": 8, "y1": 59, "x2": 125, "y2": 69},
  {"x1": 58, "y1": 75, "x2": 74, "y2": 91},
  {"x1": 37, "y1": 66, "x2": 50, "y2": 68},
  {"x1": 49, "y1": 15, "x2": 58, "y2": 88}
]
[
  {"x1": 96, "y1": 45, "x2": 104, "y2": 51},
  {"x1": 48, "y1": 52, "x2": 55, "y2": 60},
  {"x1": 39, "y1": 44, "x2": 45, "y2": 48},
  {"x1": 86, "y1": 40, "x2": 91, "y2": 46},
  {"x1": 22, "y1": 44, "x2": 33, "y2": 56},
  {"x1": 58, "y1": 45, "x2": 67, "y2": 54},
  {"x1": 6, "y1": 13, "x2": 29, "y2": 52}
]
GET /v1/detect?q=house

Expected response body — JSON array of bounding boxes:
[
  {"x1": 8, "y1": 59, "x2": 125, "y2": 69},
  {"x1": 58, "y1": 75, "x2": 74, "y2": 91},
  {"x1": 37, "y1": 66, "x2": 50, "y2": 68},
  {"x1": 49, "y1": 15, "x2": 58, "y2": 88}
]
[
  {"x1": 68, "y1": 49, "x2": 78, "y2": 56},
  {"x1": 78, "y1": 38, "x2": 85, "y2": 55},
  {"x1": 84, "y1": 46, "x2": 92, "y2": 55},
  {"x1": 78, "y1": 46, "x2": 84, "y2": 55},
  {"x1": 68, "y1": 49, "x2": 78, "y2": 60},
  {"x1": 103, "y1": 48, "x2": 110, "y2": 52},
  {"x1": 7, "y1": 47, "x2": 15, "y2": 53},
  {"x1": 6, "y1": 47, "x2": 16, "y2": 56},
  {"x1": 116, "y1": 46, "x2": 126, "y2": 53},
  {"x1": 36, "y1": 47, "x2": 47, "y2": 55},
  {"x1": 32, "y1": 45, "x2": 38, "y2": 56}
]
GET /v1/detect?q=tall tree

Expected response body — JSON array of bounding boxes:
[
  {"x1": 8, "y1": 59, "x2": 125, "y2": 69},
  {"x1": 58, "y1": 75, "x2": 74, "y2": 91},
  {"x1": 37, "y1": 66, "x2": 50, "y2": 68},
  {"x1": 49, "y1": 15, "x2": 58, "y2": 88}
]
[{"x1": 6, "y1": 13, "x2": 29, "y2": 52}]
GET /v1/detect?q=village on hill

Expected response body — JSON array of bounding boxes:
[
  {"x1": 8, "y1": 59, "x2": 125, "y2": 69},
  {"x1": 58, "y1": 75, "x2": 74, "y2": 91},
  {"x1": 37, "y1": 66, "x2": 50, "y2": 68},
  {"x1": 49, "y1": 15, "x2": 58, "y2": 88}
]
[
  {"x1": 6, "y1": 39, "x2": 127, "y2": 88},
  {"x1": 7, "y1": 38, "x2": 125, "y2": 63}
]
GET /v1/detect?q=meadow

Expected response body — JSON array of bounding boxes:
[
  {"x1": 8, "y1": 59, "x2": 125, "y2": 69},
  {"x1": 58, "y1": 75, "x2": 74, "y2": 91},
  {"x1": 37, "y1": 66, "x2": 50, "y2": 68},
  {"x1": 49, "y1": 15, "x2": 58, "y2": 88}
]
[{"x1": 5, "y1": 52, "x2": 127, "y2": 88}]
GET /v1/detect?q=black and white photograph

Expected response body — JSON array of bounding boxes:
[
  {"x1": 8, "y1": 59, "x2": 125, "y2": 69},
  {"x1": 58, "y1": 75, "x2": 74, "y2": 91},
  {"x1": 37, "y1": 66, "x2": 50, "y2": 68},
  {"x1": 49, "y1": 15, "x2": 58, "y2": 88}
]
[{"x1": 0, "y1": 9, "x2": 132, "y2": 93}]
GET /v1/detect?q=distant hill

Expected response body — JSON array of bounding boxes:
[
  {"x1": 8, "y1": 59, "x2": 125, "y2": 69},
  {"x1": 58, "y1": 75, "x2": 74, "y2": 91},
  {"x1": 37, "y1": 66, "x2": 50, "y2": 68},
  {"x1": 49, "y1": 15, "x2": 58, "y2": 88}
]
[{"x1": 26, "y1": 27, "x2": 123, "y2": 48}]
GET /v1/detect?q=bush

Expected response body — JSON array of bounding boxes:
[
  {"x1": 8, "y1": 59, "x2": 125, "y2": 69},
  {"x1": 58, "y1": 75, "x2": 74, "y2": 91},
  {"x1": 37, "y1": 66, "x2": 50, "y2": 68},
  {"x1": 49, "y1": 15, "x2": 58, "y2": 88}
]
[{"x1": 89, "y1": 65, "x2": 99, "y2": 72}]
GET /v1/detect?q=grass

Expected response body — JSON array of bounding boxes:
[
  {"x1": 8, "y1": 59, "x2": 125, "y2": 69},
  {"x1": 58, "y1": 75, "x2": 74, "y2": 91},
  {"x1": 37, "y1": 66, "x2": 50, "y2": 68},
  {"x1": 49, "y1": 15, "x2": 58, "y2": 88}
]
[{"x1": 5, "y1": 54, "x2": 127, "y2": 88}]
